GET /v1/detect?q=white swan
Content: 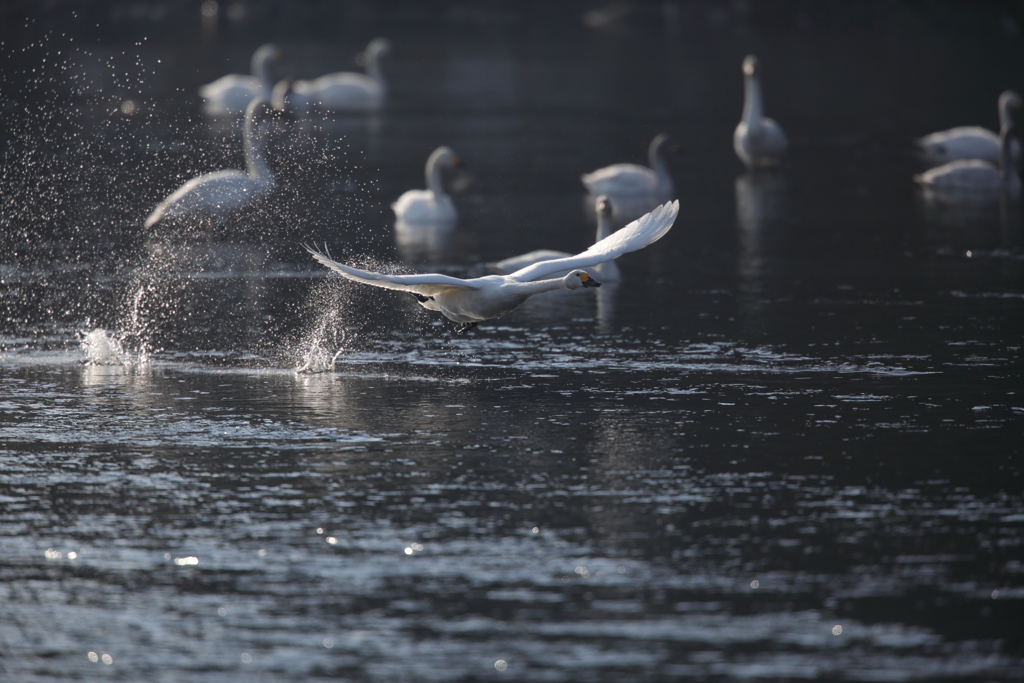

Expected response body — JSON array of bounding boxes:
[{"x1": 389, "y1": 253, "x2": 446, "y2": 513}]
[
  {"x1": 145, "y1": 98, "x2": 276, "y2": 228},
  {"x1": 916, "y1": 90, "x2": 1022, "y2": 166},
  {"x1": 391, "y1": 147, "x2": 462, "y2": 224},
  {"x1": 487, "y1": 195, "x2": 622, "y2": 282},
  {"x1": 199, "y1": 44, "x2": 281, "y2": 116},
  {"x1": 306, "y1": 200, "x2": 679, "y2": 331},
  {"x1": 290, "y1": 38, "x2": 391, "y2": 113},
  {"x1": 581, "y1": 134, "x2": 674, "y2": 200},
  {"x1": 733, "y1": 55, "x2": 788, "y2": 169},
  {"x1": 914, "y1": 124, "x2": 1020, "y2": 196}
]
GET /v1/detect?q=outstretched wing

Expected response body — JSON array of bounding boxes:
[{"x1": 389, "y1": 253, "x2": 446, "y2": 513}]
[
  {"x1": 305, "y1": 245, "x2": 482, "y2": 296},
  {"x1": 507, "y1": 200, "x2": 679, "y2": 283}
]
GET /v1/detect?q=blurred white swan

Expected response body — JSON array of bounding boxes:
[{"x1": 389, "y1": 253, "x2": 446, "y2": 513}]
[
  {"x1": 306, "y1": 201, "x2": 679, "y2": 331},
  {"x1": 581, "y1": 134, "x2": 674, "y2": 200},
  {"x1": 145, "y1": 98, "x2": 276, "y2": 228},
  {"x1": 290, "y1": 38, "x2": 391, "y2": 113},
  {"x1": 914, "y1": 123, "x2": 1020, "y2": 197},
  {"x1": 199, "y1": 44, "x2": 281, "y2": 116},
  {"x1": 733, "y1": 55, "x2": 788, "y2": 169},
  {"x1": 916, "y1": 90, "x2": 1022, "y2": 166},
  {"x1": 391, "y1": 146, "x2": 462, "y2": 224},
  {"x1": 488, "y1": 195, "x2": 622, "y2": 282}
]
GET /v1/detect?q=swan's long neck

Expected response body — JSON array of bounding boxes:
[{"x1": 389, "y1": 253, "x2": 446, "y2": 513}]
[
  {"x1": 253, "y1": 53, "x2": 274, "y2": 92},
  {"x1": 243, "y1": 111, "x2": 272, "y2": 183},
  {"x1": 365, "y1": 47, "x2": 385, "y2": 85},
  {"x1": 595, "y1": 211, "x2": 613, "y2": 242},
  {"x1": 742, "y1": 73, "x2": 764, "y2": 125},
  {"x1": 516, "y1": 277, "x2": 575, "y2": 296},
  {"x1": 998, "y1": 97, "x2": 1013, "y2": 130},
  {"x1": 648, "y1": 138, "x2": 670, "y2": 185},
  {"x1": 999, "y1": 125, "x2": 1018, "y2": 183},
  {"x1": 425, "y1": 152, "x2": 449, "y2": 196}
]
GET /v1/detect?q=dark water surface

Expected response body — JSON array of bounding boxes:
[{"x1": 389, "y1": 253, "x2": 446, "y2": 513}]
[{"x1": 2, "y1": 3, "x2": 1023, "y2": 681}]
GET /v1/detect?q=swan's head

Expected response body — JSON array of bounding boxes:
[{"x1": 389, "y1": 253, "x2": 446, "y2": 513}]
[
  {"x1": 564, "y1": 270, "x2": 601, "y2": 290},
  {"x1": 357, "y1": 38, "x2": 392, "y2": 66},
  {"x1": 742, "y1": 55, "x2": 759, "y2": 77},
  {"x1": 367, "y1": 38, "x2": 392, "y2": 56},
  {"x1": 1000, "y1": 90, "x2": 1022, "y2": 113},
  {"x1": 431, "y1": 146, "x2": 463, "y2": 169},
  {"x1": 253, "y1": 44, "x2": 283, "y2": 69},
  {"x1": 595, "y1": 195, "x2": 613, "y2": 216}
]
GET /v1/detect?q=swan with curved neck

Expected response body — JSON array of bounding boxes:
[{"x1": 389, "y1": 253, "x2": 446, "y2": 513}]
[
  {"x1": 917, "y1": 90, "x2": 1022, "y2": 166},
  {"x1": 488, "y1": 195, "x2": 622, "y2": 281},
  {"x1": 581, "y1": 134, "x2": 674, "y2": 200},
  {"x1": 914, "y1": 123, "x2": 1021, "y2": 196},
  {"x1": 145, "y1": 98, "x2": 276, "y2": 228},
  {"x1": 733, "y1": 55, "x2": 788, "y2": 169},
  {"x1": 199, "y1": 44, "x2": 281, "y2": 116},
  {"x1": 391, "y1": 146, "x2": 462, "y2": 224},
  {"x1": 306, "y1": 201, "x2": 679, "y2": 332},
  {"x1": 291, "y1": 38, "x2": 391, "y2": 112}
]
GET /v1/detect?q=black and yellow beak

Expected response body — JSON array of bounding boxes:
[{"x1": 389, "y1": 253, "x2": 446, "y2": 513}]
[{"x1": 579, "y1": 271, "x2": 601, "y2": 288}]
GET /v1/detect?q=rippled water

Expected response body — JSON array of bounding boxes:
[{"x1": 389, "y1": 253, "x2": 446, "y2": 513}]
[{"x1": 2, "y1": 3, "x2": 1023, "y2": 681}]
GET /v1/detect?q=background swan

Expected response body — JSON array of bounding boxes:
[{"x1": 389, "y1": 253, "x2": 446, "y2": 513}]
[
  {"x1": 199, "y1": 44, "x2": 281, "y2": 116},
  {"x1": 488, "y1": 195, "x2": 622, "y2": 281},
  {"x1": 916, "y1": 90, "x2": 1022, "y2": 166},
  {"x1": 145, "y1": 98, "x2": 276, "y2": 228},
  {"x1": 391, "y1": 146, "x2": 462, "y2": 224},
  {"x1": 306, "y1": 201, "x2": 679, "y2": 331},
  {"x1": 291, "y1": 38, "x2": 391, "y2": 112},
  {"x1": 733, "y1": 55, "x2": 788, "y2": 169},
  {"x1": 914, "y1": 123, "x2": 1020, "y2": 196},
  {"x1": 581, "y1": 134, "x2": 674, "y2": 200}
]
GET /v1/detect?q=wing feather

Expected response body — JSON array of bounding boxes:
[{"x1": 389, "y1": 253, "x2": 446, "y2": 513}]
[
  {"x1": 507, "y1": 200, "x2": 679, "y2": 282},
  {"x1": 305, "y1": 245, "x2": 481, "y2": 296}
]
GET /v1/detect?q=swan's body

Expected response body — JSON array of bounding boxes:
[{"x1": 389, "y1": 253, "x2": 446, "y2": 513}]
[
  {"x1": 307, "y1": 200, "x2": 679, "y2": 327},
  {"x1": 914, "y1": 123, "x2": 1020, "y2": 196},
  {"x1": 145, "y1": 98, "x2": 275, "y2": 228},
  {"x1": 488, "y1": 196, "x2": 622, "y2": 281},
  {"x1": 916, "y1": 91, "x2": 1022, "y2": 166},
  {"x1": 581, "y1": 134, "x2": 674, "y2": 200},
  {"x1": 733, "y1": 55, "x2": 788, "y2": 169},
  {"x1": 290, "y1": 38, "x2": 391, "y2": 113},
  {"x1": 391, "y1": 147, "x2": 461, "y2": 224},
  {"x1": 199, "y1": 44, "x2": 281, "y2": 116}
]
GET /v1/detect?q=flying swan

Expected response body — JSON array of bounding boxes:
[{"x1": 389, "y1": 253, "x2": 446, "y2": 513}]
[{"x1": 306, "y1": 200, "x2": 679, "y2": 332}]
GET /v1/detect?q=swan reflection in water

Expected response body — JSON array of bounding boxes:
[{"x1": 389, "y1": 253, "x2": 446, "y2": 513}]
[
  {"x1": 393, "y1": 218, "x2": 457, "y2": 264},
  {"x1": 735, "y1": 171, "x2": 786, "y2": 322},
  {"x1": 917, "y1": 187, "x2": 1021, "y2": 251}
]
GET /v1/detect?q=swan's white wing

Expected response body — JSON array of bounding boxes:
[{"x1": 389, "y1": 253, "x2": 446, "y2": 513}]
[
  {"x1": 507, "y1": 200, "x2": 679, "y2": 282},
  {"x1": 305, "y1": 245, "x2": 481, "y2": 296}
]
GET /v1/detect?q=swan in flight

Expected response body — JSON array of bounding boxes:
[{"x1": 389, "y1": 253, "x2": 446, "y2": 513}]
[
  {"x1": 145, "y1": 98, "x2": 276, "y2": 228},
  {"x1": 581, "y1": 134, "x2": 674, "y2": 200},
  {"x1": 391, "y1": 146, "x2": 463, "y2": 223},
  {"x1": 289, "y1": 38, "x2": 391, "y2": 113},
  {"x1": 733, "y1": 55, "x2": 788, "y2": 169},
  {"x1": 916, "y1": 90, "x2": 1022, "y2": 166},
  {"x1": 199, "y1": 44, "x2": 282, "y2": 116},
  {"x1": 914, "y1": 123, "x2": 1020, "y2": 196},
  {"x1": 488, "y1": 195, "x2": 621, "y2": 281},
  {"x1": 306, "y1": 200, "x2": 679, "y2": 332}
]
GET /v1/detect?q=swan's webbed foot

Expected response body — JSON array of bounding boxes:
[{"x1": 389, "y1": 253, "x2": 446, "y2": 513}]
[{"x1": 456, "y1": 322, "x2": 478, "y2": 335}]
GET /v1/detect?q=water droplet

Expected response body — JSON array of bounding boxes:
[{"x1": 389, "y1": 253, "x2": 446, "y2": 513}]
[
  {"x1": 832, "y1": 625, "x2": 842, "y2": 636},
  {"x1": 494, "y1": 659, "x2": 508, "y2": 671}
]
